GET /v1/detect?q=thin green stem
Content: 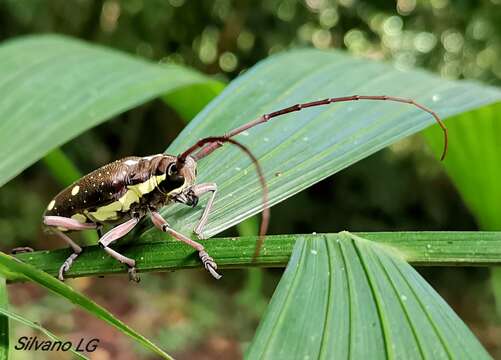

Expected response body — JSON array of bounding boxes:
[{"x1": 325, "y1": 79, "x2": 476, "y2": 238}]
[{"x1": 9, "y1": 231, "x2": 501, "y2": 282}]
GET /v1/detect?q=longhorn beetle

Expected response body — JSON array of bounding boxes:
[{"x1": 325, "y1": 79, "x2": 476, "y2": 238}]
[{"x1": 42, "y1": 95, "x2": 447, "y2": 282}]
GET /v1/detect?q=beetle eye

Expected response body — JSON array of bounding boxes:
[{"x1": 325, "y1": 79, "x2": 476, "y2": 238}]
[{"x1": 167, "y1": 163, "x2": 177, "y2": 176}]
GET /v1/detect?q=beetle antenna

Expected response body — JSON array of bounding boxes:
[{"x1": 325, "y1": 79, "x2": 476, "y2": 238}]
[
  {"x1": 181, "y1": 95, "x2": 448, "y2": 162},
  {"x1": 176, "y1": 95, "x2": 447, "y2": 261},
  {"x1": 177, "y1": 137, "x2": 269, "y2": 260}
]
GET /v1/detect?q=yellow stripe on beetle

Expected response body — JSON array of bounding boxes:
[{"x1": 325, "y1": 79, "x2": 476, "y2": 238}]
[{"x1": 87, "y1": 175, "x2": 167, "y2": 222}]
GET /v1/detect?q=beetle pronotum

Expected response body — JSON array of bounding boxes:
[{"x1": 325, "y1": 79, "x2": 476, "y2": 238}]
[{"x1": 41, "y1": 95, "x2": 447, "y2": 282}]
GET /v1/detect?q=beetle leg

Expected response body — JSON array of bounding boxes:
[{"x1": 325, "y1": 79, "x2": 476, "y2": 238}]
[
  {"x1": 98, "y1": 217, "x2": 141, "y2": 282},
  {"x1": 189, "y1": 182, "x2": 217, "y2": 239},
  {"x1": 42, "y1": 216, "x2": 96, "y2": 280},
  {"x1": 44, "y1": 216, "x2": 97, "y2": 230},
  {"x1": 149, "y1": 210, "x2": 221, "y2": 279},
  {"x1": 52, "y1": 230, "x2": 83, "y2": 281},
  {"x1": 11, "y1": 247, "x2": 34, "y2": 254}
]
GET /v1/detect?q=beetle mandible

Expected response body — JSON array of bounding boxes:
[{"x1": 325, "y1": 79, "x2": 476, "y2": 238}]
[{"x1": 42, "y1": 95, "x2": 447, "y2": 282}]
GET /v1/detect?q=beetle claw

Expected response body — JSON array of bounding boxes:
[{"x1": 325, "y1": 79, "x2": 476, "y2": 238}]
[
  {"x1": 128, "y1": 266, "x2": 140, "y2": 283},
  {"x1": 58, "y1": 263, "x2": 69, "y2": 281},
  {"x1": 199, "y1": 250, "x2": 221, "y2": 279},
  {"x1": 58, "y1": 253, "x2": 79, "y2": 281}
]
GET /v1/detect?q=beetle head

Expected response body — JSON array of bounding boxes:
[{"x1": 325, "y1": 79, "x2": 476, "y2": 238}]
[
  {"x1": 173, "y1": 155, "x2": 197, "y2": 186},
  {"x1": 158, "y1": 155, "x2": 197, "y2": 193}
]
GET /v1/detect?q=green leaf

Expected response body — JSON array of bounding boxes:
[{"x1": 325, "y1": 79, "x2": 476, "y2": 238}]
[
  {"x1": 424, "y1": 102, "x2": 501, "y2": 230},
  {"x1": 0, "y1": 252, "x2": 172, "y2": 360},
  {"x1": 163, "y1": 81, "x2": 226, "y2": 121},
  {"x1": 41, "y1": 148, "x2": 83, "y2": 186},
  {"x1": 0, "y1": 34, "x2": 222, "y2": 187},
  {"x1": 0, "y1": 297, "x2": 88, "y2": 359},
  {"x1": 13, "y1": 232, "x2": 501, "y2": 279},
  {"x1": 142, "y1": 49, "x2": 501, "y2": 240},
  {"x1": 0, "y1": 278, "x2": 8, "y2": 360},
  {"x1": 424, "y1": 102, "x2": 501, "y2": 314},
  {"x1": 245, "y1": 233, "x2": 490, "y2": 359}
]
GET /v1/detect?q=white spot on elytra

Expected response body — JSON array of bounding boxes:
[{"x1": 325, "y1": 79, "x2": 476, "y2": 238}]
[
  {"x1": 101, "y1": 182, "x2": 104, "y2": 186},
  {"x1": 47, "y1": 200, "x2": 56, "y2": 211},
  {"x1": 71, "y1": 185, "x2": 80, "y2": 196},
  {"x1": 124, "y1": 160, "x2": 138, "y2": 166}
]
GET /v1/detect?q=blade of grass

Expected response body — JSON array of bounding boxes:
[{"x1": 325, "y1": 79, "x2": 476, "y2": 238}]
[
  {"x1": 0, "y1": 253, "x2": 173, "y2": 359},
  {"x1": 0, "y1": 278, "x2": 8, "y2": 360},
  {"x1": 12, "y1": 231, "x2": 501, "y2": 280},
  {"x1": 0, "y1": 303, "x2": 88, "y2": 359}
]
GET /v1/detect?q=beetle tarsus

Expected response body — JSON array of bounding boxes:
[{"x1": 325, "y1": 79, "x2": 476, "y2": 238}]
[
  {"x1": 11, "y1": 246, "x2": 34, "y2": 254},
  {"x1": 199, "y1": 250, "x2": 221, "y2": 280},
  {"x1": 194, "y1": 229, "x2": 206, "y2": 240},
  {"x1": 128, "y1": 266, "x2": 140, "y2": 283},
  {"x1": 58, "y1": 252, "x2": 79, "y2": 281}
]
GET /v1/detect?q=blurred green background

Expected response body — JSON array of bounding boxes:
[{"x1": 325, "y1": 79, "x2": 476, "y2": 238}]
[{"x1": 0, "y1": 0, "x2": 500, "y2": 359}]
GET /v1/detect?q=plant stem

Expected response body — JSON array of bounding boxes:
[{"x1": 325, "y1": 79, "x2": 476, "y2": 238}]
[{"x1": 11, "y1": 231, "x2": 501, "y2": 282}]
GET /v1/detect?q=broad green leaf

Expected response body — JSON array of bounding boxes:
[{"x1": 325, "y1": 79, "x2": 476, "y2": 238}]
[
  {"x1": 0, "y1": 299, "x2": 87, "y2": 359},
  {"x1": 163, "y1": 81, "x2": 226, "y2": 121},
  {"x1": 0, "y1": 278, "x2": 8, "y2": 360},
  {"x1": 14, "y1": 232, "x2": 501, "y2": 279},
  {"x1": 424, "y1": 102, "x2": 501, "y2": 230},
  {"x1": 424, "y1": 103, "x2": 501, "y2": 314},
  {"x1": 0, "y1": 252, "x2": 172, "y2": 360},
  {"x1": 41, "y1": 148, "x2": 83, "y2": 187},
  {"x1": 246, "y1": 233, "x2": 490, "y2": 359},
  {"x1": 0, "y1": 34, "x2": 222, "y2": 187},
  {"x1": 140, "y1": 49, "x2": 501, "y2": 241}
]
